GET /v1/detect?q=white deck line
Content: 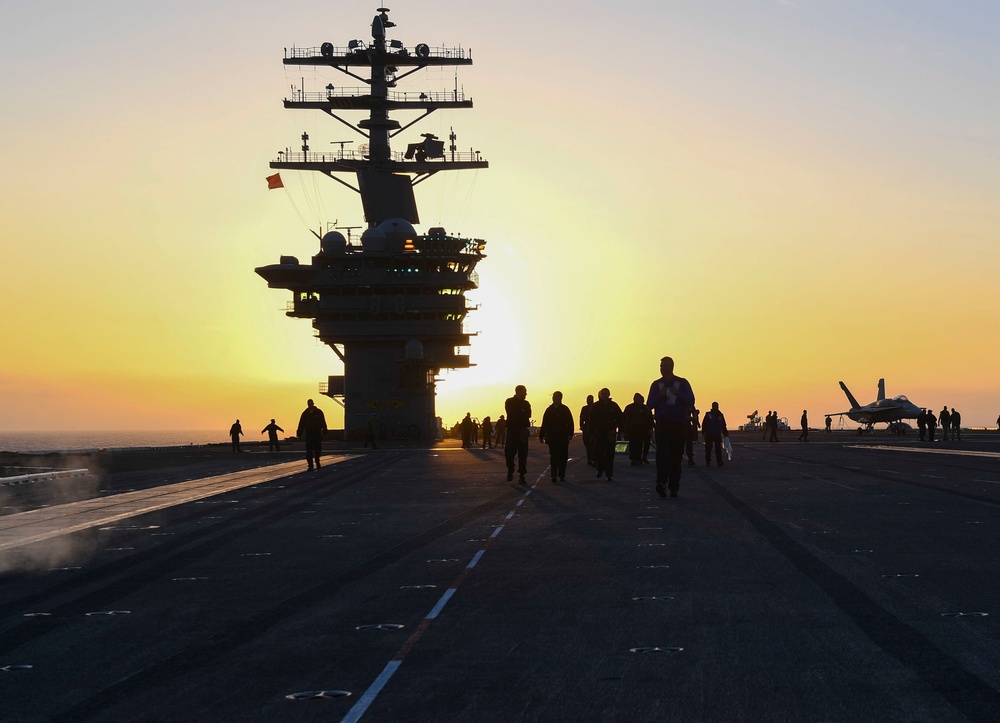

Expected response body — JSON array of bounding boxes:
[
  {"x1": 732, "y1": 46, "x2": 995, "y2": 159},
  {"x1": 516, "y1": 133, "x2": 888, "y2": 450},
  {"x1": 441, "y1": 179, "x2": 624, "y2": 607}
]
[
  {"x1": 0, "y1": 469, "x2": 90, "y2": 487},
  {"x1": 0, "y1": 456, "x2": 355, "y2": 553},
  {"x1": 849, "y1": 445, "x2": 1000, "y2": 460}
]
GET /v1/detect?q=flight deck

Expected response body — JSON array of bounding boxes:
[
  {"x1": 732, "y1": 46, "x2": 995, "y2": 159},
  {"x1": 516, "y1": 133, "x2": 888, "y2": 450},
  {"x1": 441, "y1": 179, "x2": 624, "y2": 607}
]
[{"x1": 2, "y1": 433, "x2": 999, "y2": 721}]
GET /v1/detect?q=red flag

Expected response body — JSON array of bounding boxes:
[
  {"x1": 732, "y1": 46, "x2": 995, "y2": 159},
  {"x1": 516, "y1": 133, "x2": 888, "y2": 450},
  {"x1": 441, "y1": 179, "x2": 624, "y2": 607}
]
[{"x1": 266, "y1": 173, "x2": 283, "y2": 190}]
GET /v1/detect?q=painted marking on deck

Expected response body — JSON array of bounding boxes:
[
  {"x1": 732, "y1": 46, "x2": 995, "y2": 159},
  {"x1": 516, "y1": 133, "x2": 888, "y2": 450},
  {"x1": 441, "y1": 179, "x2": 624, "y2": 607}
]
[
  {"x1": 851, "y1": 445, "x2": 1000, "y2": 460},
  {"x1": 0, "y1": 456, "x2": 356, "y2": 553}
]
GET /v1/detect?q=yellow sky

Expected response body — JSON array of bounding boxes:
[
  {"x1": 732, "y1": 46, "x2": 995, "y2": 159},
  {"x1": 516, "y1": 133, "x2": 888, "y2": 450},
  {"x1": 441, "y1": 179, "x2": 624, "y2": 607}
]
[{"x1": 2, "y1": 1, "x2": 999, "y2": 433}]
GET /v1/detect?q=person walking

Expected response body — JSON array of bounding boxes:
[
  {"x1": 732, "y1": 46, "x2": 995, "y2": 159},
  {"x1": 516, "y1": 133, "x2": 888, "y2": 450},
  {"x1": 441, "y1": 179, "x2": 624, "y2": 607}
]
[
  {"x1": 926, "y1": 408, "x2": 938, "y2": 442},
  {"x1": 504, "y1": 386, "x2": 532, "y2": 484},
  {"x1": 229, "y1": 419, "x2": 243, "y2": 453},
  {"x1": 580, "y1": 395, "x2": 595, "y2": 466},
  {"x1": 647, "y1": 356, "x2": 696, "y2": 498},
  {"x1": 686, "y1": 407, "x2": 700, "y2": 465},
  {"x1": 950, "y1": 408, "x2": 962, "y2": 441},
  {"x1": 917, "y1": 409, "x2": 928, "y2": 441},
  {"x1": 702, "y1": 402, "x2": 728, "y2": 467},
  {"x1": 261, "y1": 419, "x2": 284, "y2": 452},
  {"x1": 939, "y1": 406, "x2": 951, "y2": 441},
  {"x1": 798, "y1": 410, "x2": 809, "y2": 442},
  {"x1": 539, "y1": 391, "x2": 575, "y2": 482},
  {"x1": 460, "y1": 413, "x2": 474, "y2": 448},
  {"x1": 481, "y1": 416, "x2": 493, "y2": 449},
  {"x1": 622, "y1": 393, "x2": 653, "y2": 467},
  {"x1": 494, "y1": 415, "x2": 507, "y2": 448},
  {"x1": 296, "y1": 399, "x2": 328, "y2": 470},
  {"x1": 591, "y1": 388, "x2": 623, "y2": 481}
]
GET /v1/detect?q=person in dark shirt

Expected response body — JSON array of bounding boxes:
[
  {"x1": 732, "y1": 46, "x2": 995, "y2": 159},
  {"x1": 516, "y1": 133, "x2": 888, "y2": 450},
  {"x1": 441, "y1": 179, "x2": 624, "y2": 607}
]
[
  {"x1": 917, "y1": 409, "x2": 928, "y2": 441},
  {"x1": 494, "y1": 415, "x2": 507, "y2": 447},
  {"x1": 481, "y1": 416, "x2": 493, "y2": 449},
  {"x1": 580, "y1": 395, "x2": 595, "y2": 466},
  {"x1": 702, "y1": 402, "x2": 728, "y2": 467},
  {"x1": 229, "y1": 419, "x2": 243, "y2": 453},
  {"x1": 539, "y1": 391, "x2": 575, "y2": 483},
  {"x1": 460, "y1": 413, "x2": 474, "y2": 448},
  {"x1": 950, "y1": 408, "x2": 961, "y2": 441},
  {"x1": 296, "y1": 399, "x2": 328, "y2": 470},
  {"x1": 926, "y1": 409, "x2": 938, "y2": 442},
  {"x1": 685, "y1": 407, "x2": 700, "y2": 465},
  {"x1": 504, "y1": 385, "x2": 532, "y2": 484},
  {"x1": 939, "y1": 407, "x2": 951, "y2": 441},
  {"x1": 647, "y1": 356, "x2": 696, "y2": 498},
  {"x1": 622, "y1": 393, "x2": 653, "y2": 467},
  {"x1": 261, "y1": 419, "x2": 284, "y2": 452},
  {"x1": 798, "y1": 410, "x2": 809, "y2": 442},
  {"x1": 591, "y1": 388, "x2": 623, "y2": 482}
]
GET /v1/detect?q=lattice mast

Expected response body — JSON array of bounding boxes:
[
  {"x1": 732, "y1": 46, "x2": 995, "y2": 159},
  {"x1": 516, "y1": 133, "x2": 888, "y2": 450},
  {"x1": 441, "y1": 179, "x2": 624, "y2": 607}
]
[{"x1": 256, "y1": 7, "x2": 488, "y2": 442}]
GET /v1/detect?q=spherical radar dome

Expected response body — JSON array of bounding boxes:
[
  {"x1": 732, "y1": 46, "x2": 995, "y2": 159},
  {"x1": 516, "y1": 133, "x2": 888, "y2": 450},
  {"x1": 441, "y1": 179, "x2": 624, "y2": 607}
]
[
  {"x1": 360, "y1": 226, "x2": 388, "y2": 253},
  {"x1": 378, "y1": 218, "x2": 416, "y2": 253},
  {"x1": 320, "y1": 231, "x2": 348, "y2": 255}
]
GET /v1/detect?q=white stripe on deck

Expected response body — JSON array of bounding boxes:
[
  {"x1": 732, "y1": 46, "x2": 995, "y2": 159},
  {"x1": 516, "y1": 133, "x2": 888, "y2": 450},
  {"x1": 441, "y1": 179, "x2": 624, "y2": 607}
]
[
  {"x1": 0, "y1": 456, "x2": 355, "y2": 552},
  {"x1": 849, "y1": 445, "x2": 1000, "y2": 460}
]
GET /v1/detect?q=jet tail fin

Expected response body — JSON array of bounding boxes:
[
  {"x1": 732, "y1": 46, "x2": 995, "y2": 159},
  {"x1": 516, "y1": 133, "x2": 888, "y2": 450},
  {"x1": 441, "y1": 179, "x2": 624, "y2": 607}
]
[
  {"x1": 877, "y1": 378, "x2": 885, "y2": 401},
  {"x1": 839, "y1": 381, "x2": 862, "y2": 410}
]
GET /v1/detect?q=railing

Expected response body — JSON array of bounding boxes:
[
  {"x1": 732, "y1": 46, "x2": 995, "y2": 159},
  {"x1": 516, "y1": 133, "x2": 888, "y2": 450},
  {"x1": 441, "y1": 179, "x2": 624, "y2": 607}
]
[
  {"x1": 288, "y1": 88, "x2": 469, "y2": 104},
  {"x1": 273, "y1": 150, "x2": 485, "y2": 164},
  {"x1": 285, "y1": 44, "x2": 469, "y2": 61}
]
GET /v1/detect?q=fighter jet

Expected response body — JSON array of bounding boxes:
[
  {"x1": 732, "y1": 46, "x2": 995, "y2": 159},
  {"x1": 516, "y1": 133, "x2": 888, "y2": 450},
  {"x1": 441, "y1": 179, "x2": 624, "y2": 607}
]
[{"x1": 828, "y1": 378, "x2": 922, "y2": 431}]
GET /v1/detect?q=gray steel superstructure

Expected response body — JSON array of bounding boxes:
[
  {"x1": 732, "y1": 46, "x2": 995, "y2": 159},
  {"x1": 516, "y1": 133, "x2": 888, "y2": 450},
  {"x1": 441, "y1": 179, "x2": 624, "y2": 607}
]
[{"x1": 256, "y1": 8, "x2": 487, "y2": 441}]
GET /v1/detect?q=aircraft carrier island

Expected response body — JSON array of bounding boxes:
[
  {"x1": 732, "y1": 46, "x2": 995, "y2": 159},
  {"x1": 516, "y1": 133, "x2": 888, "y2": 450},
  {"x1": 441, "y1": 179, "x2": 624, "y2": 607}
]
[{"x1": 256, "y1": 7, "x2": 487, "y2": 442}]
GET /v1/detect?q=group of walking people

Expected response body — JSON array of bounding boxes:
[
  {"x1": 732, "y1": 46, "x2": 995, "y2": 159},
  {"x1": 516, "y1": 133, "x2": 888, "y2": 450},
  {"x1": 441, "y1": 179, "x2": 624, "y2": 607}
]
[
  {"x1": 227, "y1": 399, "x2": 329, "y2": 470},
  {"x1": 916, "y1": 407, "x2": 962, "y2": 442},
  {"x1": 500, "y1": 356, "x2": 723, "y2": 499}
]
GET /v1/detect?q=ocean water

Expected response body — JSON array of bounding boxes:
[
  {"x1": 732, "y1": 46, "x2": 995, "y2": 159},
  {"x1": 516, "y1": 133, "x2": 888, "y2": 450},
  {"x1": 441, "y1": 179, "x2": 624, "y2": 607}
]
[{"x1": 0, "y1": 430, "x2": 225, "y2": 454}]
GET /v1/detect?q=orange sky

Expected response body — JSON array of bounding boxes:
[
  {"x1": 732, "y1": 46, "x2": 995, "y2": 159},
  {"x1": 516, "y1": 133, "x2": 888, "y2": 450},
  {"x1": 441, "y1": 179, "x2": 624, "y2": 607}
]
[{"x1": 2, "y1": 1, "x2": 999, "y2": 433}]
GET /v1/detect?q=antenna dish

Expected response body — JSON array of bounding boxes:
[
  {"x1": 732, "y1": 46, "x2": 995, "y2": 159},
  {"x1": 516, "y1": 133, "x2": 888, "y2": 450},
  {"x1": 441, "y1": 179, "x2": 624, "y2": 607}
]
[
  {"x1": 357, "y1": 143, "x2": 370, "y2": 158},
  {"x1": 415, "y1": 43, "x2": 430, "y2": 58},
  {"x1": 321, "y1": 42, "x2": 334, "y2": 58}
]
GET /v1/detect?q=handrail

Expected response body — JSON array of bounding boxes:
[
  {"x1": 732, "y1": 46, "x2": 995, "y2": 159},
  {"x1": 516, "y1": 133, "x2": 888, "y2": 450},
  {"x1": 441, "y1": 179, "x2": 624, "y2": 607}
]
[
  {"x1": 285, "y1": 44, "x2": 469, "y2": 61},
  {"x1": 273, "y1": 150, "x2": 484, "y2": 164},
  {"x1": 287, "y1": 88, "x2": 469, "y2": 104}
]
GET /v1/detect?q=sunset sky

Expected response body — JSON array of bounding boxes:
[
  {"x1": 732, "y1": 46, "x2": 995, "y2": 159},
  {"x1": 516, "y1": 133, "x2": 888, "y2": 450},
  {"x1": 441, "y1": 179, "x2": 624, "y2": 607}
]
[{"x1": 2, "y1": 0, "x2": 999, "y2": 434}]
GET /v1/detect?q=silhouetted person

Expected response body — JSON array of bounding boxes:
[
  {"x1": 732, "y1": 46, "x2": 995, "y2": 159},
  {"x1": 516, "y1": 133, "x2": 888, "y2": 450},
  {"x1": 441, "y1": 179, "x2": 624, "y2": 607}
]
[
  {"x1": 494, "y1": 415, "x2": 507, "y2": 448},
  {"x1": 296, "y1": 399, "x2": 327, "y2": 470},
  {"x1": 798, "y1": 410, "x2": 809, "y2": 442},
  {"x1": 950, "y1": 408, "x2": 961, "y2": 440},
  {"x1": 769, "y1": 411, "x2": 780, "y2": 442},
  {"x1": 460, "y1": 412, "x2": 473, "y2": 448},
  {"x1": 939, "y1": 406, "x2": 951, "y2": 441},
  {"x1": 591, "y1": 388, "x2": 623, "y2": 481},
  {"x1": 229, "y1": 419, "x2": 243, "y2": 453},
  {"x1": 472, "y1": 418, "x2": 480, "y2": 447},
  {"x1": 504, "y1": 386, "x2": 531, "y2": 484},
  {"x1": 481, "y1": 416, "x2": 493, "y2": 449},
  {"x1": 917, "y1": 409, "x2": 928, "y2": 441},
  {"x1": 580, "y1": 395, "x2": 595, "y2": 466},
  {"x1": 763, "y1": 411, "x2": 772, "y2": 441},
  {"x1": 261, "y1": 419, "x2": 284, "y2": 452},
  {"x1": 647, "y1": 356, "x2": 696, "y2": 498},
  {"x1": 702, "y1": 402, "x2": 728, "y2": 467},
  {"x1": 825, "y1": 415, "x2": 832, "y2": 433},
  {"x1": 622, "y1": 393, "x2": 653, "y2": 467},
  {"x1": 926, "y1": 408, "x2": 937, "y2": 442},
  {"x1": 685, "y1": 407, "x2": 700, "y2": 465},
  {"x1": 539, "y1": 391, "x2": 575, "y2": 483}
]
